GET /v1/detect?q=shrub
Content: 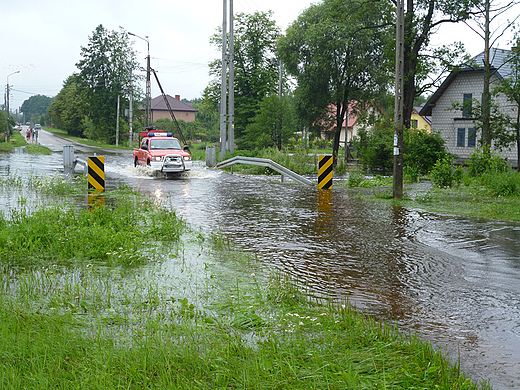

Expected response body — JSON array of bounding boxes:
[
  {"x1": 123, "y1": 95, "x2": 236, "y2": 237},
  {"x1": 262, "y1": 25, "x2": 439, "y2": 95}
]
[
  {"x1": 429, "y1": 156, "x2": 462, "y2": 188},
  {"x1": 480, "y1": 171, "x2": 520, "y2": 196},
  {"x1": 467, "y1": 148, "x2": 509, "y2": 177},
  {"x1": 347, "y1": 171, "x2": 365, "y2": 187},
  {"x1": 404, "y1": 129, "x2": 447, "y2": 174},
  {"x1": 404, "y1": 165, "x2": 420, "y2": 183}
]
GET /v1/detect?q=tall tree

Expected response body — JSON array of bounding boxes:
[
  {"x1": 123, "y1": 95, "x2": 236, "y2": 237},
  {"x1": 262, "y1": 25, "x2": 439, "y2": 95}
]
[
  {"x1": 496, "y1": 41, "x2": 520, "y2": 171},
  {"x1": 278, "y1": 0, "x2": 394, "y2": 162},
  {"x1": 76, "y1": 25, "x2": 139, "y2": 143},
  {"x1": 461, "y1": 0, "x2": 520, "y2": 146},
  {"x1": 207, "y1": 11, "x2": 280, "y2": 145},
  {"x1": 20, "y1": 95, "x2": 53, "y2": 123},
  {"x1": 400, "y1": 0, "x2": 484, "y2": 130},
  {"x1": 242, "y1": 94, "x2": 297, "y2": 150},
  {"x1": 47, "y1": 74, "x2": 87, "y2": 136}
]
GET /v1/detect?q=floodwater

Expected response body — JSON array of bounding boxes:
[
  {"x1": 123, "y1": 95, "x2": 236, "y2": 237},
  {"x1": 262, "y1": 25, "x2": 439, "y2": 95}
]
[{"x1": 2, "y1": 135, "x2": 520, "y2": 389}]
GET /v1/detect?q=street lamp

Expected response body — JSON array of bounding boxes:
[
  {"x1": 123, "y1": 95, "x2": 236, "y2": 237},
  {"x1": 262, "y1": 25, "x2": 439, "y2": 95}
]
[
  {"x1": 6, "y1": 70, "x2": 20, "y2": 142},
  {"x1": 128, "y1": 32, "x2": 151, "y2": 129}
]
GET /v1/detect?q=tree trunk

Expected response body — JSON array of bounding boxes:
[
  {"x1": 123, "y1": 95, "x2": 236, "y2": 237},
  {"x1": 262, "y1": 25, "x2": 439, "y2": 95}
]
[
  {"x1": 482, "y1": 0, "x2": 491, "y2": 147},
  {"x1": 517, "y1": 108, "x2": 520, "y2": 172}
]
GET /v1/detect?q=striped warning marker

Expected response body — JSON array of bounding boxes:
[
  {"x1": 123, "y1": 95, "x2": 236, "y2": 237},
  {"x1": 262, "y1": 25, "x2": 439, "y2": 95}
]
[
  {"x1": 318, "y1": 155, "x2": 333, "y2": 190},
  {"x1": 88, "y1": 156, "x2": 105, "y2": 192}
]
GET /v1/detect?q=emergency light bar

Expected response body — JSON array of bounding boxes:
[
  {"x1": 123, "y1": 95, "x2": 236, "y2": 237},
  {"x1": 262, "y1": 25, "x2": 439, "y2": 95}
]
[{"x1": 147, "y1": 132, "x2": 173, "y2": 137}]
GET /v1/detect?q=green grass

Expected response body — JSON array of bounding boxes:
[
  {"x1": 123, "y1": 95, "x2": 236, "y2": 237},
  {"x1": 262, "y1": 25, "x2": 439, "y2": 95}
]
[
  {"x1": 0, "y1": 131, "x2": 27, "y2": 151},
  {"x1": 44, "y1": 127, "x2": 132, "y2": 150},
  {"x1": 0, "y1": 131, "x2": 52, "y2": 154},
  {"x1": 403, "y1": 184, "x2": 520, "y2": 221},
  {"x1": 0, "y1": 175, "x2": 491, "y2": 389}
]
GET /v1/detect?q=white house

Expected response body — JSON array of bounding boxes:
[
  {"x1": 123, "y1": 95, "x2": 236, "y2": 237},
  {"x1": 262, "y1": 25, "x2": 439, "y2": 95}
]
[{"x1": 420, "y1": 48, "x2": 518, "y2": 168}]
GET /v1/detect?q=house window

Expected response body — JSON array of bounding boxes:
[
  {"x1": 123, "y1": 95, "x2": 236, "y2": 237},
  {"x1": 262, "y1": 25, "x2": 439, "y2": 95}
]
[
  {"x1": 411, "y1": 119, "x2": 418, "y2": 129},
  {"x1": 457, "y1": 128, "x2": 465, "y2": 147},
  {"x1": 468, "y1": 128, "x2": 476, "y2": 147},
  {"x1": 462, "y1": 93, "x2": 472, "y2": 118}
]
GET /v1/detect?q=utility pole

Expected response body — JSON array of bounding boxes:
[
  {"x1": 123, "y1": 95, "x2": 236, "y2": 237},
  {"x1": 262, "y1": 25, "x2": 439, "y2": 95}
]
[
  {"x1": 220, "y1": 0, "x2": 228, "y2": 160},
  {"x1": 278, "y1": 58, "x2": 283, "y2": 150},
  {"x1": 228, "y1": 0, "x2": 235, "y2": 154},
  {"x1": 6, "y1": 71, "x2": 20, "y2": 143},
  {"x1": 128, "y1": 32, "x2": 151, "y2": 128},
  {"x1": 393, "y1": 0, "x2": 404, "y2": 199},
  {"x1": 129, "y1": 67, "x2": 134, "y2": 148},
  {"x1": 146, "y1": 41, "x2": 151, "y2": 128},
  {"x1": 116, "y1": 95, "x2": 120, "y2": 147}
]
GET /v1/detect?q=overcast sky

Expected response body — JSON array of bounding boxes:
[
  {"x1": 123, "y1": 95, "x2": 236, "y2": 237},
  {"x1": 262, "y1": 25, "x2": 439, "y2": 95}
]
[{"x1": 2, "y1": 0, "x2": 516, "y2": 112}]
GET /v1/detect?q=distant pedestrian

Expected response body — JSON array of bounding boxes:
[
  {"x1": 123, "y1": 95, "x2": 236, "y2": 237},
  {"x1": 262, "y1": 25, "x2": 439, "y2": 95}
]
[
  {"x1": 34, "y1": 129, "x2": 38, "y2": 145},
  {"x1": 26, "y1": 129, "x2": 31, "y2": 141},
  {"x1": 31, "y1": 129, "x2": 35, "y2": 141}
]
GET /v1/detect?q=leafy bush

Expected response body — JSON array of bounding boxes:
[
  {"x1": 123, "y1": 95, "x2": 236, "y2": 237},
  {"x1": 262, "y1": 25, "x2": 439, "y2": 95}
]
[
  {"x1": 479, "y1": 171, "x2": 519, "y2": 196},
  {"x1": 404, "y1": 165, "x2": 420, "y2": 183},
  {"x1": 404, "y1": 129, "x2": 447, "y2": 174},
  {"x1": 467, "y1": 148, "x2": 509, "y2": 176},
  {"x1": 429, "y1": 157, "x2": 462, "y2": 188},
  {"x1": 347, "y1": 171, "x2": 365, "y2": 187},
  {"x1": 352, "y1": 121, "x2": 447, "y2": 176}
]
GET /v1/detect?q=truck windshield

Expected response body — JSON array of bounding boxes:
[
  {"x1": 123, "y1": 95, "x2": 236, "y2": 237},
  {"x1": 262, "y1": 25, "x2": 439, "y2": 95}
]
[{"x1": 150, "y1": 139, "x2": 182, "y2": 150}]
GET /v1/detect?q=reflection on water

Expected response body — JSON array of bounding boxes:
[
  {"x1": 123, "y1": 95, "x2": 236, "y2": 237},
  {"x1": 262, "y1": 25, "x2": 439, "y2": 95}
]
[{"x1": 2, "y1": 151, "x2": 520, "y2": 389}]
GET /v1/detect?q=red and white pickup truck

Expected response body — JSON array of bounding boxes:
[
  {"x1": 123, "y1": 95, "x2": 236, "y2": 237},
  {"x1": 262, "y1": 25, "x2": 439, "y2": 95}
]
[{"x1": 133, "y1": 130, "x2": 192, "y2": 173}]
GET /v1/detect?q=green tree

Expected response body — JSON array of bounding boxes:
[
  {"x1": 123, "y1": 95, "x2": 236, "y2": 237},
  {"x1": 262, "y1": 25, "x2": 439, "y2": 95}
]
[
  {"x1": 353, "y1": 116, "x2": 447, "y2": 175},
  {"x1": 192, "y1": 97, "x2": 220, "y2": 142},
  {"x1": 496, "y1": 42, "x2": 520, "y2": 171},
  {"x1": 277, "y1": 0, "x2": 394, "y2": 163},
  {"x1": 401, "y1": 0, "x2": 483, "y2": 130},
  {"x1": 207, "y1": 11, "x2": 280, "y2": 143},
  {"x1": 0, "y1": 110, "x2": 6, "y2": 135},
  {"x1": 20, "y1": 95, "x2": 53, "y2": 124},
  {"x1": 47, "y1": 74, "x2": 87, "y2": 136},
  {"x1": 76, "y1": 25, "x2": 139, "y2": 143},
  {"x1": 241, "y1": 94, "x2": 297, "y2": 150}
]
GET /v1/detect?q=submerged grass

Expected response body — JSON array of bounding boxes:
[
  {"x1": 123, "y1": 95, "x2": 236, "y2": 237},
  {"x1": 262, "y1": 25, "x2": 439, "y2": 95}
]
[
  {"x1": 0, "y1": 175, "x2": 491, "y2": 389},
  {"x1": 0, "y1": 131, "x2": 52, "y2": 154}
]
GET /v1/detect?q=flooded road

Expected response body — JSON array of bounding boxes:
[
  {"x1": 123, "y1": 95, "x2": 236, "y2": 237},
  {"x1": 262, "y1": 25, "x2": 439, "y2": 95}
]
[{"x1": 2, "y1": 136, "x2": 520, "y2": 389}]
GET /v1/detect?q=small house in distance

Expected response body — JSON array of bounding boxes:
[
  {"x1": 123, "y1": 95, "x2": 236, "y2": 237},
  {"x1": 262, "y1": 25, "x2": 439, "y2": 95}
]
[
  {"x1": 411, "y1": 104, "x2": 431, "y2": 132},
  {"x1": 420, "y1": 48, "x2": 518, "y2": 167},
  {"x1": 143, "y1": 94, "x2": 198, "y2": 123},
  {"x1": 320, "y1": 100, "x2": 384, "y2": 145}
]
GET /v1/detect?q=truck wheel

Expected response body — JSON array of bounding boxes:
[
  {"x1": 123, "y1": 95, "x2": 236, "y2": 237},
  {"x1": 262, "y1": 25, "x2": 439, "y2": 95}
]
[
  {"x1": 147, "y1": 159, "x2": 151, "y2": 166},
  {"x1": 134, "y1": 157, "x2": 139, "y2": 167}
]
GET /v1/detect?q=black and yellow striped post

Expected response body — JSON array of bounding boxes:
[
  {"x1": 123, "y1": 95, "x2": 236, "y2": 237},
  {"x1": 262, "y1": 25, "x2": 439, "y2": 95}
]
[
  {"x1": 318, "y1": 155, "x2": 333, "y2": 190},
  {"x1": 88, "y1": 156, "x2": 105, "y2": 210},
  {"x1": 88, "y1": 156, "x2": 105, "y2": 192}
]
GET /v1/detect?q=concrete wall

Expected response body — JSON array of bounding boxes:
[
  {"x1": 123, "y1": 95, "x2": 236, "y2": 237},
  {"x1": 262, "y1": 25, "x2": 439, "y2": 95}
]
[{"x1": 431, "y1": 71, "x2": 518, "y2": 167}]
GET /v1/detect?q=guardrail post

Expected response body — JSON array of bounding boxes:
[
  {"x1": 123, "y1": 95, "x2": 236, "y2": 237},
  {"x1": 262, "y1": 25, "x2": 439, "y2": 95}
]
[
  {"x1": 205, "y1": 146, "x2": 216, "y2": 167},
  {"x1": 63, "y1": 145, "x2": 75, "y2": 168}
]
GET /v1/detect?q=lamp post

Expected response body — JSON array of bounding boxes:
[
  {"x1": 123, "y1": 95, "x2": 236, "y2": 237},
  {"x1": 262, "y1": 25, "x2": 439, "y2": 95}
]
[
  {"x1": 128, "y1": 32, "x2": 151, "y2": 129},
  {"x1": 6, "y1": 71, "x2": 20, "y2": 142}
]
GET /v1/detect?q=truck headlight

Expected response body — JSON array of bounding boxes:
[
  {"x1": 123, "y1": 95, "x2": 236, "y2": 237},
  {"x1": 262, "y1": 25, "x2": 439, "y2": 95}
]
[
  {"x1": 154, "y1": 156, "x2": 162, "y2": 161},
  {"x1": 184, "y1": 156, "x2": 191, "y2": 161}
]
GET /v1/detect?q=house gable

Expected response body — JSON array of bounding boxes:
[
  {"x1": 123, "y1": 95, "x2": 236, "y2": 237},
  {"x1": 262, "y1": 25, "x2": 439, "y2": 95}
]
[{"x1": 420, "y1": 48, "x2": 518, "y2": 167}]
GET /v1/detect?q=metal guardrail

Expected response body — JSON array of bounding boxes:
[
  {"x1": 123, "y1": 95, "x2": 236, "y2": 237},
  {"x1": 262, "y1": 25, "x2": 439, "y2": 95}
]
[
  {"x1": 63, "y1": 145, "x2": 88, "y2": 174},
  {"x1": 216, "y1": 156, "x2": 314, "y2": 186}
]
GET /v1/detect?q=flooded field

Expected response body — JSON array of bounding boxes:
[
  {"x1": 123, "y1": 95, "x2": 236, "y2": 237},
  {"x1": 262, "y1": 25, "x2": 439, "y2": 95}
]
[{"x1": 2, "y1": 142, "x2": 520, "y2": 389}]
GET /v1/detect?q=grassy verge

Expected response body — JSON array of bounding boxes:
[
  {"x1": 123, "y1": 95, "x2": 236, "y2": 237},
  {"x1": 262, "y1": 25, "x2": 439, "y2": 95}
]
[
  {"x1": 0, "y1": 175, "x2": 490, "y2": 389},
  {"x1": 401, "y1": 184, "x2": 520, "y2": 221},
  {"x1": 0, "y1": 131, "x2": 52, "y2": 154},
  {"x1": 44, "y1": 127, "x2": 131, "y2": 150}
]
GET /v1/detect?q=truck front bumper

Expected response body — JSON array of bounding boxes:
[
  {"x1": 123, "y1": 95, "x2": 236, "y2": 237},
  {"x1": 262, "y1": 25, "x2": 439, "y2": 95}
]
[{"x1": 149, "y1": 155, "x2": 192, "y2": 173}]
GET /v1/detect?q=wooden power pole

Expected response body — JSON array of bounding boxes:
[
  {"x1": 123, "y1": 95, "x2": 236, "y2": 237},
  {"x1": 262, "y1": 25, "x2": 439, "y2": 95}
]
[{"x1": 393, "y1": 0, "x2": 405, "y2": 199}]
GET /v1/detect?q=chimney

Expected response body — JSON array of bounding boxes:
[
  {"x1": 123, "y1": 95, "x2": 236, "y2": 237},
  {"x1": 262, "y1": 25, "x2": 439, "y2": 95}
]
[{"x1": 175, "y1": 95, "x2": 180, "y2": 100}]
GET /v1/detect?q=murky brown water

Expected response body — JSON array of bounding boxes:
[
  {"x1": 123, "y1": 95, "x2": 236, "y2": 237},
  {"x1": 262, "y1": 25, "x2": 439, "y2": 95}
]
[{"x1": 2, "y1": 146, "x2": 520, "y2": 389}]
